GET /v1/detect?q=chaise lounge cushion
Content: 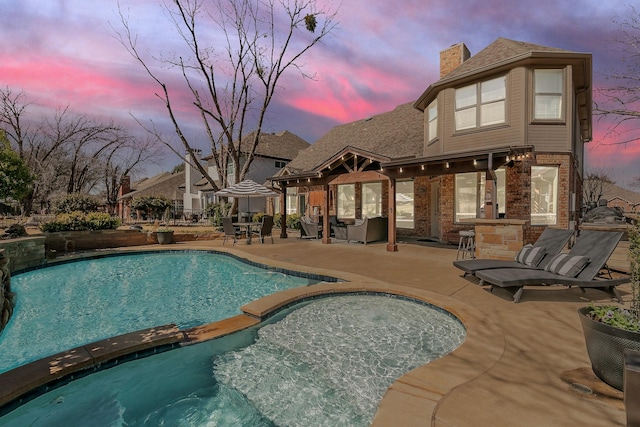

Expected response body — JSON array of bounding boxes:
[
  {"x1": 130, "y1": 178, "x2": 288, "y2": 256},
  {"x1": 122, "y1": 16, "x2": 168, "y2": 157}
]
[
  {"x1": 514, "y1": 244, "x2": 546, "y2": 267},
  {"x1": 544, "y1": 253, "x2": 590, "y2": 277}
]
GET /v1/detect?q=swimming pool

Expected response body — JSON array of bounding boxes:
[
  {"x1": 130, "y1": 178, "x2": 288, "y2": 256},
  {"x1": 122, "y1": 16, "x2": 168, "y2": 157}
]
[
  {"x1": 0, "y1": 294, "x2": 466, "y2": 426},
  {"x1": 0, "y1": 251, "x2": 323, "y2": 373}
]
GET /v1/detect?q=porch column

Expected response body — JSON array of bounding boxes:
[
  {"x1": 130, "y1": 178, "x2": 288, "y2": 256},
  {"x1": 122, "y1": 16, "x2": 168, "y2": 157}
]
[
  {"x1": 322, "y1": 182, "x2": 331, "y2": 244},
  {"x1": 280, "y1": 183, "x2": 288, "y2": 239},
  {"x1": 386, "y1": 177, "x2": 398, "y2": 252}
]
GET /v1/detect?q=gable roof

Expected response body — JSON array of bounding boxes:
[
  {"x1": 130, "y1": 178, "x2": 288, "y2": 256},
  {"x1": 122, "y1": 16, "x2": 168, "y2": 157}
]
[
  {"x1": 598, "y1": 181, "x2": 640, "y2": 206},
  {"x1": 415, "y1": 37, "x2": 592, "y2": 111},
  {"x1": 119, "y1": 171, "x2": 185, "y2": 201},
  {"x1": 281, "y1": 102, "x2": 423, "y2": 176},
  {"x1": 203, "y1": 130, "x2": 310, "y2": 162}
]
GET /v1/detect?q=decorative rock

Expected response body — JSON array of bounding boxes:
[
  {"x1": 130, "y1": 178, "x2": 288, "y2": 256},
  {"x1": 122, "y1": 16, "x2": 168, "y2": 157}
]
[{"x1": 0, "y1": 249, "x2": 12, "y2": 335}]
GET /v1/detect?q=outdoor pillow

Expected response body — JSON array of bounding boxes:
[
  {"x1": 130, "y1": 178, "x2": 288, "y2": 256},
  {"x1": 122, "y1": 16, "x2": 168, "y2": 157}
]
[
  {"x1": 514, "y1": 244, "x2": 546, "y2": 267},
  {"x1": 544, "y1": 253, "x2": 590, "y2": 277}
]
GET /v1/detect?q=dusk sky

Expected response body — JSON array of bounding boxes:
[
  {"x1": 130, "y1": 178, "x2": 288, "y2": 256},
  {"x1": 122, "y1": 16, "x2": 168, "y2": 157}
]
[{"x1": 1, "y1": 0, "x2": 639, "y2": 187}]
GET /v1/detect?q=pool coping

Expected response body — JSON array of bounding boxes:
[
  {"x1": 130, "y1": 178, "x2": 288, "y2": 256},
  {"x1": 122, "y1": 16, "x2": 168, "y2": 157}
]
[{"x1": 0, "y1": 246, "x2": 505, "y2": 425}]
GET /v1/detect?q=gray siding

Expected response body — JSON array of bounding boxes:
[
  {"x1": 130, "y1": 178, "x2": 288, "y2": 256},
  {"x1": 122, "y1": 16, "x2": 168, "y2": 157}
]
[{"x1": 424, "y1": 65, "x2": 577, "y2": 157}]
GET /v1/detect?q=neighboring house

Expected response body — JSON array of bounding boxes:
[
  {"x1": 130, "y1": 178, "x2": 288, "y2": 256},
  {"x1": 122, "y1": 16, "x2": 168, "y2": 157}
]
[
  {"x1": 117, "y1": 171, "x2": 186, "y2": 221},
  {"x1": 589, "y1": 181, "x2": 640, "y2": 214},
  {"x1": 272, "y1": 38, "x2": 592, "y2": 250},
  {"x1": 183, "y1": 130, "x2": 310, "y2": 216}
]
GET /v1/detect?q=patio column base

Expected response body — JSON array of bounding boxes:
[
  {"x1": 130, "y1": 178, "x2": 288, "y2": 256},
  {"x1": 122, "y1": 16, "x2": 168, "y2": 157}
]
[{"x1": 386, "y1": 243, "x2": 398, "y2": 252}]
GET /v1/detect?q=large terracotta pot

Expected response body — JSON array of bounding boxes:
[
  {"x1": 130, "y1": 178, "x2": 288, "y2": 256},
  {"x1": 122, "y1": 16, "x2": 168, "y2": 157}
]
[{"x1": 578, "y1": 306, "x2": 640, "y2": 390}]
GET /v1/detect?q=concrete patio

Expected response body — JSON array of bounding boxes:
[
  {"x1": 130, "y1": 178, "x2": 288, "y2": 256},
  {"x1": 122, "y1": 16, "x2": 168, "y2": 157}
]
[{"x1": 177, "y1": 234, "x2": 628, "y2": 426}]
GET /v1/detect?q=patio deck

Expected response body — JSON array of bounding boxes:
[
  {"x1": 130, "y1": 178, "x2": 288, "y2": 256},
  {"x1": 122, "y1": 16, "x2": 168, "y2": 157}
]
[
  {"x1": 5, "y1": 233, "x2": 630, "y2": 425},
  {"x1": 178, "y1": 235, "x2": 628, "y2": 426}
]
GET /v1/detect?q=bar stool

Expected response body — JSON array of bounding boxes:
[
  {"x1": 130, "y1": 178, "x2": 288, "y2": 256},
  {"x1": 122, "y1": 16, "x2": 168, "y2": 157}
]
[{"x1": 456, "y1": 230, "x2": 475, "y2": 260}]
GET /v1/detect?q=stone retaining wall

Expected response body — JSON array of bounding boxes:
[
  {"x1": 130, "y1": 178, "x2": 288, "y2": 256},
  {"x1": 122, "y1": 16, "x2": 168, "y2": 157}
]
[{"x1": 0, "y1": 236, "x2": 46, "y2": 272}]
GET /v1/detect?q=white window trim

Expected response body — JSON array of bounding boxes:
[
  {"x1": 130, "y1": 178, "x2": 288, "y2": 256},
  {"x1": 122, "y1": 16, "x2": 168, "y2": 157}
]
[
  {"x1": 533, "y1": 68, "x2": 564, "y2": 122},
  {"x1": 455, "y1": 76, "x2": 506, "y2": 131}
]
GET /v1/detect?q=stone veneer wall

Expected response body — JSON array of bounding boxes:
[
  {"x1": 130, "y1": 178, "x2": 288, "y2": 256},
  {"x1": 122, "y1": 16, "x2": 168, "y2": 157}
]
[
  {"x1": 471, "y1": 219, "x2": 526, "y2": 260},
  {"x1": 0, "y1": 236, "x2": 46, "y2": 272}
]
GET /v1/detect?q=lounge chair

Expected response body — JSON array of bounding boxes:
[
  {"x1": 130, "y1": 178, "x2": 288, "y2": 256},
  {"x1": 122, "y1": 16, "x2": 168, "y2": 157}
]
[
  {"x1": 475, "y1": 230, "x2": 629, "y2": 303},
  {"x1": 453, "y1": 227, "x2": 574, "y2": 277},
  {"x1": 222, "y1": 217, "x2": 242, "y2": 245},
  {"x1": 251, "y1": 215, "x2": 274, "y2": 244},
  {"x1": 299, "y1": 216, "x2": 322, "y2": 239}
]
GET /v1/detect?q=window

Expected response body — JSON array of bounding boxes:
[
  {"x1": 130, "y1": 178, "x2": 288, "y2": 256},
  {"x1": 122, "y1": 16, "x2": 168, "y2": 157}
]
[
  {"x1": 531, "y1": 166, "x2": 558, "y2": 225},
  {"x1": 455, "y1": 169, "x2": 506, "y2": 222},
  {"x1": 362, "y1": 182, "x2": 382, "y2": 217},
  {"x1": 427, "y1": 100, "x2": 438, "y2": 141},
  {"x1": 534, "y1": 69, "x2": 563, "y2": 120},
  {"x1": 337, "y1": 184, "x2": 355, "y2": 218},
  {"x1": 396, "y1": 180, "x2": 414, "y2": 229},
  {"x1": 275, "y1": 160, "x2": 287, "y2": 168},
  {"x1": 285, "y1": 187, "x2": 297, "y2": 215},
  {"x1": 455, "y1": 76, "x2": 506, "y2": 131}
]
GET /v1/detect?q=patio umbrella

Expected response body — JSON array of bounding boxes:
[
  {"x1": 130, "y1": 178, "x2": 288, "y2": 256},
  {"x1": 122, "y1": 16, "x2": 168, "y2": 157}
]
[{"x1": 215, "y1": 179, "x2": 277, "y2": 219}]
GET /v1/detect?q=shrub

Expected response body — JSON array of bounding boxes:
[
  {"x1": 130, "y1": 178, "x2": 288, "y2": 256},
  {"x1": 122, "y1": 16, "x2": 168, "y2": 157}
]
[
  {"x1": 253, "y1": 212, "x2": 266, "y2": 223},
  {"x1": 39, "y1": 211, "x2": 120, "y2": 232},
  {"x1": 86, "y1": 212, "x2": 121, "y2": 230},
  {"x1": 130, "y1": 195, "x2": 172, "y2": 220},
  {"x1": 206, "y1": 201, "x2": 232, "y2": 227},
  {"x1": 52, "y1": 193, "x2": 99, "y2": 214},
  {"x1": 274, "y1": 213, "x2": 282, "y2": 228},
  {"x1": 285, "y1": 213, "x2": 301, "y2": 230}
]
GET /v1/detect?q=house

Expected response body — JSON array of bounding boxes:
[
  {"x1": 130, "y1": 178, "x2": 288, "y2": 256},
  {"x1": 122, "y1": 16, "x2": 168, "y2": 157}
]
[
  {"x1": 117, "y1": 171, "x2": 185, "y2": 221},
  {"x1": 587, "y1": 180, "x2": 640, "y2": 214},
  {"x1": 183, "y1": 131, "x2": 310, "y2": 216},
  {"x1": 271, "y1": 38, "x2": 592, "y2": 252}
]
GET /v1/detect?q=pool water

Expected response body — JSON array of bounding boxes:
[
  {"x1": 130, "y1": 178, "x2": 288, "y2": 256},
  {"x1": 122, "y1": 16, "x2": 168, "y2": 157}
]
[
  {"x1": 0, "y1": 295, "x2": 466, "y2": 426},
  {"x1": 0, "y1": 251, "x2": 316, "y2": 373}
]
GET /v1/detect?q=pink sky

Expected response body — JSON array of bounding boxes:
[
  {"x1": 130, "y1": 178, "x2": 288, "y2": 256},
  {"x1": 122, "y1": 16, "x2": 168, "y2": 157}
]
[{"x1": 1, "y1": 0, "x2": 638, "y2": 186}]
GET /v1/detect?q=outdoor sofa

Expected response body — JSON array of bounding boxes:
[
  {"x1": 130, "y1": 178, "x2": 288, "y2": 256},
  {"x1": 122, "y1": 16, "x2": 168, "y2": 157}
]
[{"x1": 347, "y1": 217, "x2": 388, "y2": 244}]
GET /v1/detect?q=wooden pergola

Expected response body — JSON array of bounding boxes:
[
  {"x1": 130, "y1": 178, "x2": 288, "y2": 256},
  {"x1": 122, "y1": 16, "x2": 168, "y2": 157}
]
[{"x1": 270, "y1": 145, "x2": 533, "y2": 252}]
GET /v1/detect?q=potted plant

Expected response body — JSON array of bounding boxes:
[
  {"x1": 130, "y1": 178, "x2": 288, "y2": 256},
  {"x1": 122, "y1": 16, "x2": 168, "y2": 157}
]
[
  {"x1": 155, "y1": 228, "x2": 175, "y2": 245},
  {"x1": 578, "y1": 222, "x2": 640, "y2": 390}
]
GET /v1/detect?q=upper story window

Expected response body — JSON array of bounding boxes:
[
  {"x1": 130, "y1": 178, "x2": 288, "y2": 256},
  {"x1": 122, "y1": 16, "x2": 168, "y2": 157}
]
[
  {"x1": 455, "y1": 76, "x2": 506, "y2": 131},
  {"x1": 275, "y1": 160, "x2": 287, "y2": 168},
  {"x1": 534, "y1": 69, "x2": 563, "y2": 120},
  {"x1": 427, "y1": 100, "x2": 438, "y2": 141}
]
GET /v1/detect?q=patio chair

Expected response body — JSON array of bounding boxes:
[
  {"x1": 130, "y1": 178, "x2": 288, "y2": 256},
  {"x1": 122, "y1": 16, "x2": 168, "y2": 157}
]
[
  {"x1": 453, "y1": 227, "x2": 574, "y2": 277},
  {"x1": 222, "y1": 217, "x2": 242, "y2": 245},
  {"x1": 475, "y1": 230, "x2": 629, "y2": 303},
  {"x1": 299, "y1": 216, "x2": 322, "y2": 239},
  {"x1": 251, "y1": 215, "x2": 274, "y2": 244}
]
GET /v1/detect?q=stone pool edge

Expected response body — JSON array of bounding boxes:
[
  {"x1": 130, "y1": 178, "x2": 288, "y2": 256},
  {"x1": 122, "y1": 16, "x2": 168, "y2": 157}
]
[{"x1": 0, "y1": 247, "x2": 506, "y2": 425}]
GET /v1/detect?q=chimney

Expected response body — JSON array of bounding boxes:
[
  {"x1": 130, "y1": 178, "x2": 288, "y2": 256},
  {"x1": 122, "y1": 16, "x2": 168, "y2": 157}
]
[
  {"x1": 118, "y1": 175, "x2": 131, "y2": 197},
  {"x1": 440, "y1": 43, "x2": 470, "y2": 78}
]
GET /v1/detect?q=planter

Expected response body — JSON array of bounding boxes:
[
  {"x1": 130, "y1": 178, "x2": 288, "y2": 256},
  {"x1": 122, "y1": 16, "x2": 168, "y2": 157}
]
[
  {"x1": 578, "y1": 306, "x2": 640, "y2": 390},
  {"x1": 156, "y1": 231, "x2": 175, "y2": 245}
]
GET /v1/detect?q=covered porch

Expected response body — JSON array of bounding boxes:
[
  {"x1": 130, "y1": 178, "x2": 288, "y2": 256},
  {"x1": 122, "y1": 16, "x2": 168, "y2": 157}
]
[{"x1": 271, "y1": 145, "x2": 532, "y2": 252}]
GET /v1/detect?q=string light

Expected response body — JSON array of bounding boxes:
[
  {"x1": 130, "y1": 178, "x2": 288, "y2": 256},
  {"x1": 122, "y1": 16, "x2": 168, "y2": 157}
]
[
  {"x1": 445, "y1": 162, "x2": 450, "y2": 169},
  {"x1": 421, "y1": 164, "x2": 425, "y2": 171}
]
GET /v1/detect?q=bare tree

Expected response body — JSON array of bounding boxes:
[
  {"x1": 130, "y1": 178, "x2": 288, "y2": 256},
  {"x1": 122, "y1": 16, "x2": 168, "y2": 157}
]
[
  {"x1": 0, "y1": 87, "x2": 158, "y2": 213},
  {"x1": 116, "y1": 0, "x2": 338, "y2": 196},
  {"x1": 583, "y1": 170, "x2": 614, "y2": 208},
  {"x1": 593, "y1": 5, "x2": 640, "y2": 145}
]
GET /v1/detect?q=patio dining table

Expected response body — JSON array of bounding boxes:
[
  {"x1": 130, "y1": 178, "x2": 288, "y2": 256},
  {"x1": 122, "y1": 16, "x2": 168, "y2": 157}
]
[{"x1": 233, "y1": 222, "x2": 260, "y2": 244}]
